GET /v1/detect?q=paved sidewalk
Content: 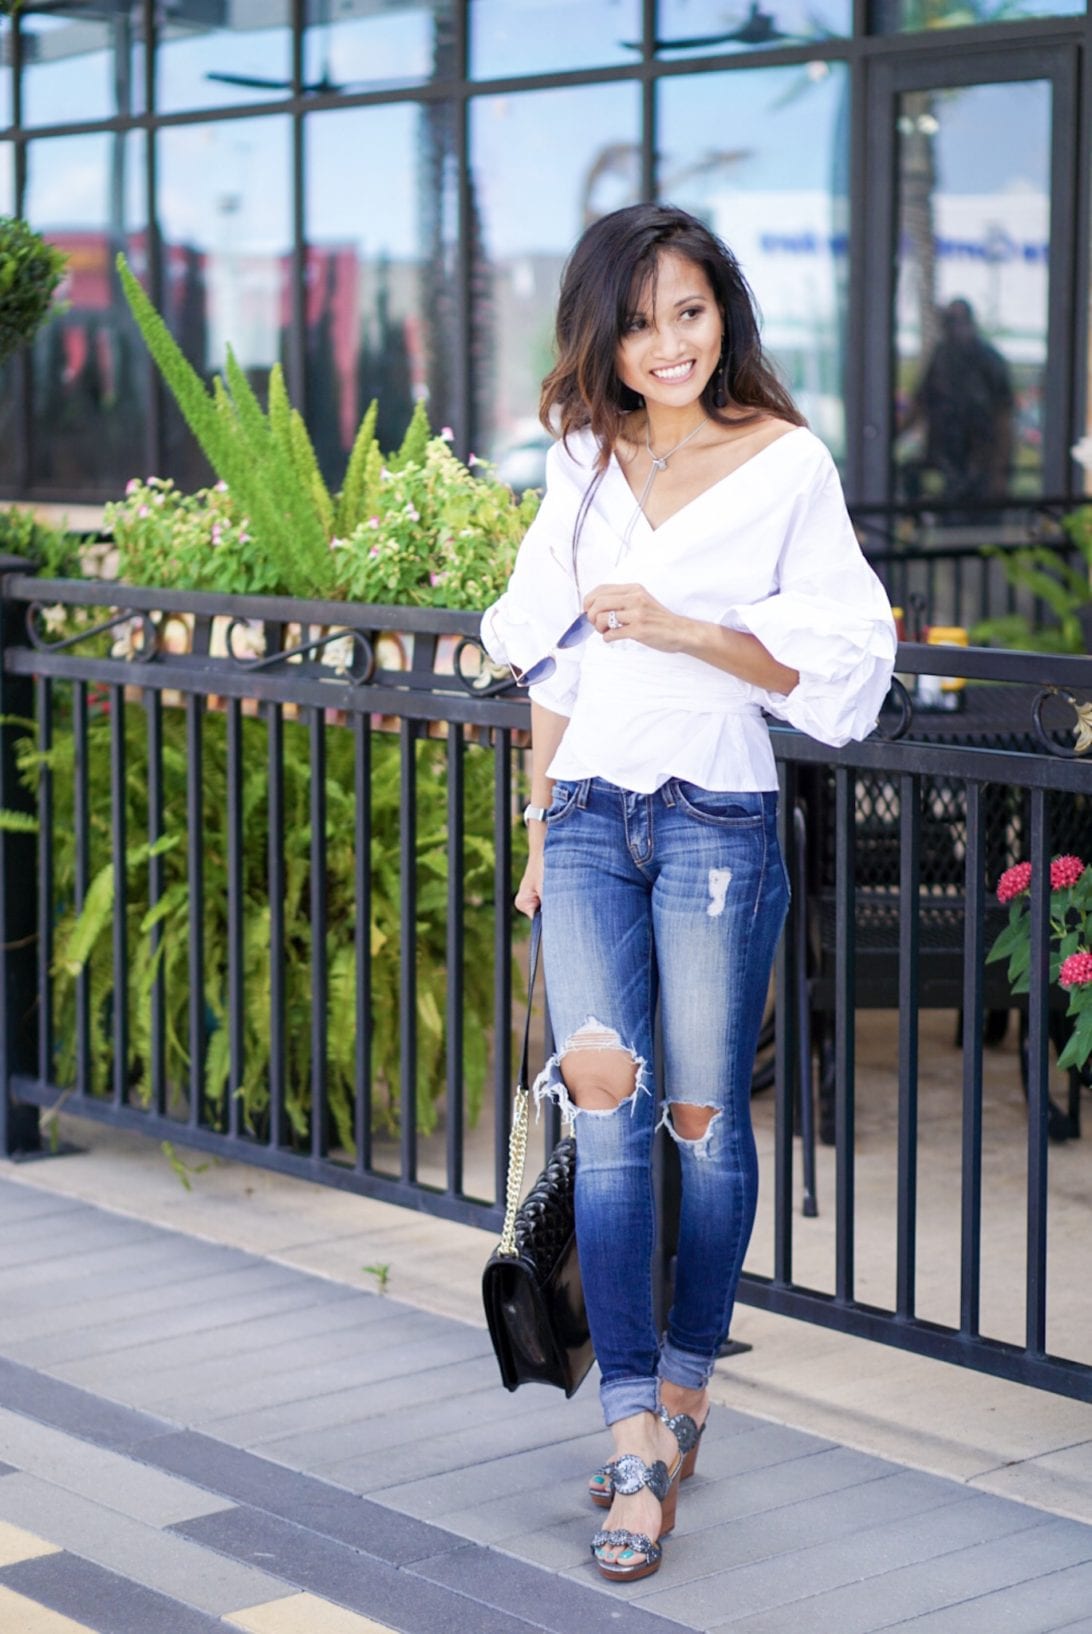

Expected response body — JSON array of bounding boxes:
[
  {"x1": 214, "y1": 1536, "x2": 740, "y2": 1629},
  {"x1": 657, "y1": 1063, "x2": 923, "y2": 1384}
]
[{"x1": 1, "y1": 1169, "x2": 1092, "y2": 1632}]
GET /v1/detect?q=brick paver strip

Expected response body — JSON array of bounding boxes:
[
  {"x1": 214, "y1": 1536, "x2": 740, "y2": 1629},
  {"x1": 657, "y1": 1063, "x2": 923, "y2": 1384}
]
[
  {"x1": 0, "y1": 1582, "x2": 98, "y2": 1634},
  {"x1": 0, "y1": 1553, "x2": 228, "y2": 1634},
  {"x1": 225, "y1": 1593, "x2": 399, "y2": 1634}
]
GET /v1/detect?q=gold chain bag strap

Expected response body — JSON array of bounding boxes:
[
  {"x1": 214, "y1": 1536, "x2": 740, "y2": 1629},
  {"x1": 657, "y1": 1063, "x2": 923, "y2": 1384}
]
[{"x1": 481, "y1": 912, "x2": 594, "y2": 1396}]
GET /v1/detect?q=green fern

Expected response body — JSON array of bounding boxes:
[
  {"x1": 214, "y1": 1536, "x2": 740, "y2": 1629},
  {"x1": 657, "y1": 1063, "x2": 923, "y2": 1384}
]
[
  {"x1": 389, "y1": 398, "x2": 430, "y2": 472},
  {"x1": 336, "y1": 398, "x2": 379, "y2": 535}
]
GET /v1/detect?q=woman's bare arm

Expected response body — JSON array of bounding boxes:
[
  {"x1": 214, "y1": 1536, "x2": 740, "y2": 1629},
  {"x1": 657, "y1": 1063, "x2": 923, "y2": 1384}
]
[{"x1": 514, "y1": 701, "x2": 569, "y2": 918}]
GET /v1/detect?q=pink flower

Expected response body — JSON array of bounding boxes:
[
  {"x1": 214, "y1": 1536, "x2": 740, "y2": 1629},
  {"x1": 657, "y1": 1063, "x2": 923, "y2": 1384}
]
[
  {"x1": 369, "y1": 545, "x2": 380, "y2": 558},
  {"x1": 367, "y1": 516, "x2": 380, "y2": 529},
  {"x1": 125, "y1": 477, "x2": 140, "y2": 496},
  {"x1": 211, "y1": 524, "x2": 222, "y2": 544},
  {"x1": 1059, "y1": 950, "x2": 1092, "y2": 988},
  {"x1": 405, "y1": 504, "x2": 420, "y2": 522},
  {"x1": 137, "y1": 505, "x2": 150, "y2": 519},
  {"x1": 997, "y1": 862, "x2": 1033, "y2": 904},
  {"x1": 329, "y1": 537, "x2": 346, "y2": 552},
  {"x1": 467, "y1": 453, "x2": 479, "y2": 467},
  {"x1": 440, "y1": 426, "x2": 454, "y2": 441},
  {"x1": 429, "y1": 571, "x2": 446, "y2": 587},
  {"x1": 239, "y1": 532, "x2": 250, "y2": 544},
  {"x1": 214, "y1": 480, "x2": 228, "y2": 493},
  {"x1": 1051, "y1": 855, "x2": 1086, "y2": 891}
]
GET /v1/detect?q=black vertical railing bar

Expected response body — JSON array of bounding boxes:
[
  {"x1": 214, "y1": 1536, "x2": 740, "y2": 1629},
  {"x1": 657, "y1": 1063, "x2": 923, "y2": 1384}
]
[
  {"x1": 353, "y1": 710, "x2": 372, "y2": 1175},
  {"x1": 1026, "y1": 787, "x2": 1051, "y2": 1357},
  {"x1": 398, "y1": 716, "x2": 417, "y2": 1185},
  {"x1": 772, "y1": 765, "x2": 795, "y2": 1277},
  {"x1": 959, "y1": 780, "x2": 985, "y2": 1338},
  {"x1": 267, "y1": 701, "x2": 287, "y2": 1151},
  {"x1": 146, "y1": 690, "x2": 166, "y2": 1115},
  {"x1": 895, "y1": 770, "x2": 920, "y2": 1320},
  {"x1": 445, "y1": 723, "x2": 465, "y2": 1198},
  {"x1": 185, "y1": 696, "x2": 205, "y2": 1130},
  {"x1": 834, "y1": 763, "x2": 856, "y2": 1304},
  {"x1": 109, "y1": 687, "x2": 128, "y2": 1108},
  {"x1": 226, "y1": 697, "x2": 244, "y2": 1140},
  {"x1": 35, "y1": 676, "x2": 52, "y2": 1090},
  {"x1": 492, "y1": 729, "x2": 513, "y2": 1209},
  {"x1": 309, "y1": 705, "x2": 328, "y2": 1163},
  {"x1": 73, "y1": 682, "x2": 91, "y2": 1098}
]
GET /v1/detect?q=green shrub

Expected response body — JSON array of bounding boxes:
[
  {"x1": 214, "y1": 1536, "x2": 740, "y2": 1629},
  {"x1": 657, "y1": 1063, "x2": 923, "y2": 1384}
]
[{"x1": 0, "y1": 217, "x2": 68, "y2": 368}]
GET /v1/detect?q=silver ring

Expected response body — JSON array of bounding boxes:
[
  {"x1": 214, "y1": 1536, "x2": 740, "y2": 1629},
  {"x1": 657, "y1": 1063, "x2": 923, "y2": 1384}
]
[{"x1": 606, "y1": 610, "x2": 621, "y2": 631}]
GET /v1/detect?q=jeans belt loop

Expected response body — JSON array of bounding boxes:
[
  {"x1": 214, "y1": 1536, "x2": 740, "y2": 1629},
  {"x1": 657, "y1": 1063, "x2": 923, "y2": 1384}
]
[
  {"x1": 576, "y1": 778, "x2": 591, "y2": 809},
  {"x1": 660, "y1": 779, "x2": 677, "y2": 808}
]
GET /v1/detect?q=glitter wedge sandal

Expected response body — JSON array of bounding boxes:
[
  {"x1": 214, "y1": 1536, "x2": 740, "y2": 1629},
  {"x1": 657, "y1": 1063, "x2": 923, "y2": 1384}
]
[
  {"x1": 587, "y1": 1406, "x2": 707, "y2": 1508},
  {"x1": 590, "y1": 1451, "x2": 682, "y2": 1584}
]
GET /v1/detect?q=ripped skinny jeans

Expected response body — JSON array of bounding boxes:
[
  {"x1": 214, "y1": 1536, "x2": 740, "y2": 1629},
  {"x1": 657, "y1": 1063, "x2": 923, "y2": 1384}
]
[{"x1": 537, "y1": 776, "x2": 788, "y2": 1427}]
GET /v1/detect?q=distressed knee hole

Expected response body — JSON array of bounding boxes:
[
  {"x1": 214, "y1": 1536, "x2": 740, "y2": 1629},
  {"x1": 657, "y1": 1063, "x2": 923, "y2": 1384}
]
[
  {"x1": 660, "y1": 1103, "x2": 721, "y2": 1155},
  {"x1": 530, "y1": 1017, "x2": 650, "y2": 1119}
]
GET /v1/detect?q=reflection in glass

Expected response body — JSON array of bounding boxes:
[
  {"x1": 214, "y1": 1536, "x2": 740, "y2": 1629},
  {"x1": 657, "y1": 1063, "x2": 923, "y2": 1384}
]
[
  {"x1": 470, "y1": 84, "x2": 640, "y2": 479},
  {"x1": 0, "y1": 133, "x2": 14, "y2": 489},
  {"x1": 304, "y1": 0, "x2": 454, "y2": 92},
  {"x1": 157, "y1": 118, "x2": 292, "y2": 491},
  {"x1": 893, "y1": 82, "x2": 1050, "y2": 504},
  {"x1": 659, "y1": 64, "x2": 850, "y2": 460},
  {"x1": 871, "y1": 0, "x2": 1080, "y2": 32},
  {"x1": 655, "y1": 0, "x2": 849, "y2": 55},
  {"x1": 24, "y1": 132, "x2": 149, "y2": 493},
  {"x1": 305, "y1": 103, "x2": 456, "y2": 484},
  {"x1": 156, "y1": 2, "x2": 291, "y2": 114},
  {"x1": 21, "y1": 4, "x2": 146, "y2": 128},
  {"x1": 471, "y1": 0, "x2": 641, "y2": 80}
]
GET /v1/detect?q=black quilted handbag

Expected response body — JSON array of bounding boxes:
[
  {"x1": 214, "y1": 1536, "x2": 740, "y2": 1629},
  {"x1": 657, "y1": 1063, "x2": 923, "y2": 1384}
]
[{"x1": 482, "y1": 915, "x2": 594, "y2": 1397}]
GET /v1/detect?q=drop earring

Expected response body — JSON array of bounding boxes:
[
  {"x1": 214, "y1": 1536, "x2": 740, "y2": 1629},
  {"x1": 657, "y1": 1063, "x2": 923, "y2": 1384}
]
[{"x1": 713, "y1": 344, "x2": 729, "y2": 410}]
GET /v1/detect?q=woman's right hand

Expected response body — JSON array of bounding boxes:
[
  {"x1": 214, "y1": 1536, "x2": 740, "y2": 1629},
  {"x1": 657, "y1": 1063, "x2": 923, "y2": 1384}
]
[{"x1": 515, "y1": 846, "x2": 545, "y2": 918}]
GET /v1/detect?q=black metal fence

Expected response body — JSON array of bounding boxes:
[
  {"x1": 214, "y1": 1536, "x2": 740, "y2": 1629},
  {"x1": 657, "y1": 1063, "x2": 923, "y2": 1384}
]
[{"x1": 1, "y1": 557, "x2": 1090, "y2": 1401}]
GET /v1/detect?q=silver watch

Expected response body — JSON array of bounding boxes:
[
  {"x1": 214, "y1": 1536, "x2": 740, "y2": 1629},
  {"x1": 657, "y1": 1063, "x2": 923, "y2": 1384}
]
[{"x1": 522, "y1": 803, "x2": 549, "y2": 826}]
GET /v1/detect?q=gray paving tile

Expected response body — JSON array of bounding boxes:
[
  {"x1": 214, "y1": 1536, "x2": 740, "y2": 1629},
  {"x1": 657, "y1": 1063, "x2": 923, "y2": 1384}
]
[
  {"x1": 206, "y1": 1353, "x2": 503, "y2": 1444},
  {"x1": 173, "y1": 1504, "x2": 567, "y2": 1634},
  {"x1": 147, "y1": 1429, "x2": 458, "y2": 1565},
  {"x1": 379, "y1": 1434, "x2": 621, "y2": 1520},
  {"x1": 636, "y1": 1492, "x2": 1056, "y2": 1625},
  {"x1": 10, "y1": 1289, "x2": 389, "y2": 1376},
  {"x1": 0, "y1": 1259, "x2": 319, "y2": 1344},
  {"x1": 0, "y1": 1215, "x2": 163, "y2": 1270},
  {"x1": 0, "y1": 1355, "x2": 172, "y2": 1449},
  {"x1": 707, "y1": 1517, "x2": 1092, "y2": 1634},
  {"x1": 0, "y1": 1551, "x2": 227, "y2": 1634},
  {"x1": 0, "y1": 1473, "x2": 286, "y2": 1615},
  {"x1": 147, "y1": 1327, "x2": 494, "y2": 1425},
  {"x1": 2, "y1": 1277, "x2": 357, "y2": 1367},
  {"x1": 877, "y1": 1558, "x2": 1092, "y2": 1633},
  {"x1": 0, "y1": 1409, "x2": 229, "y2": 1525},
  {"x1": 414, "y1": 1542, "x2": 697, "y2": 1633}
]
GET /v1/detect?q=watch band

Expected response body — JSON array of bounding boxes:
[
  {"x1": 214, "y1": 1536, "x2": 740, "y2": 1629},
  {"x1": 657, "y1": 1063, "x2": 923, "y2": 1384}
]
[{"x1": 522, "y1": 803, "x2": 549, "y2": 826}]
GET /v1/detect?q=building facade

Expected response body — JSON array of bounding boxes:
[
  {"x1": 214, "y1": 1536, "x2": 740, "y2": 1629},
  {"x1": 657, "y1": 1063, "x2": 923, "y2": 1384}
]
[{"x1": 0, "y1": 0, "x2": 1085, "y2": 510}]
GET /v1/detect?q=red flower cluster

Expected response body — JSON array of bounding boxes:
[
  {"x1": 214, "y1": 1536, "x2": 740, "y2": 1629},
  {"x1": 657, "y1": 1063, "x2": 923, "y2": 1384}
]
[
  {"x1": 1059, "y1": 951, "x2": 1092, "y2": 989},
  {"x1": 996, "y1": 857, "x2": 1088, "y2": 904},
  {"x1": 996, "y1": 862, "x2": 1032, "y2": 904},
  {"x1": 1050, "y1": 855, "x2": 1087, "y2": 891}
]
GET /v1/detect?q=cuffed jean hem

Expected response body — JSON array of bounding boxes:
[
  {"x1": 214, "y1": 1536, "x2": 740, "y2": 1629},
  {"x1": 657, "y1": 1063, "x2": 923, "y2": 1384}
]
[
  {"x1": 600, "y1": 1374, "x2": 661, "y2": 1426},
  {"x1": 658, "y1": 1337, "x2": 717, "y2": 1392}
]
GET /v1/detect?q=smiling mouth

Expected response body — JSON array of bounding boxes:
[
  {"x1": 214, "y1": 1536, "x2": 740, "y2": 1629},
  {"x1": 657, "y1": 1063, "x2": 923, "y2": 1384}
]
[{"x1": 651, "y1": 361, "x2": 695, "y2": 382}]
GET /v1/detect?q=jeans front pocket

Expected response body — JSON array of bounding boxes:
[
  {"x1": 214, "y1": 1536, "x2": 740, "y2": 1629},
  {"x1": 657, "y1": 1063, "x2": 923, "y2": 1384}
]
[
  {"x1": 672, "y1": 782, "x2": 766, "y2": 828},
  {"x1": 546, "y1": 779, "x2": 580, "y2": 825}
]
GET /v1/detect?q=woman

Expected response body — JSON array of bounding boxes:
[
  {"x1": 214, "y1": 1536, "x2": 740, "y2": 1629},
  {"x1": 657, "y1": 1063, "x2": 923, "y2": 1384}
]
[{"x1": 480, "y1": 203, "x2": 895, "y2": 1584}]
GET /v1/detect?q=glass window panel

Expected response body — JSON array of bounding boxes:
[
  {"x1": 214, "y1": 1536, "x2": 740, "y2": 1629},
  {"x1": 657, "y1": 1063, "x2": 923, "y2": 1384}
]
[
  {"x1": 470, "y1": 83, "x2": 641, "y2": 478},
  {"x1": 0, "y1": 136, "x2": 14, "y2": 491},
  {"x1": 0, "y1": 141, "x2": 11, "y2": 214},
  {"x1": 658, "y1": 63, "x2": 850, "y2": 461},
  {"x1": 24, "y1": 132, "x2": 149, "y2": 494},
  {"x1": 21, "y1": 3, "x2": 146, "y2": 128},
  {"x1": 656, "y1": 0, "x2": 849, "y2": 55},
  {"x1": 305, "y1": 102, "x2": 456, "y2": 484},
  {"x1": 156, "y1": 1, "x2": 291, "y2": 114},
  {"x1": 303, "y1": 0, "x2": 455, "y2": 93},
  {"x1": 470, "y1": 0, "x2": 642, "y2": 80},
  {"x1": 892, "y1": 81, "x2": 1050, "y2": 503},
  {"x1": 158, "y1": 117, "x2": 292, "y2": 490},
  {"x1": 871, "y1": 0, "x2": 1081, "y2": 32},
  {"x1": 1, "y1": 15, "x2": 11, "y2": 130}
]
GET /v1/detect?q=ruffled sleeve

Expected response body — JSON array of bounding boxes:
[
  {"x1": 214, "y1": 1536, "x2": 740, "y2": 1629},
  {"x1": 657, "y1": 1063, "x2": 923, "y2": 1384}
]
[
  {"x1": 479, "y1": 440, "x2": 586, "y2": 716},
  {"x1": 721, "y1": 449, "x2": 896, "y2": 746}
]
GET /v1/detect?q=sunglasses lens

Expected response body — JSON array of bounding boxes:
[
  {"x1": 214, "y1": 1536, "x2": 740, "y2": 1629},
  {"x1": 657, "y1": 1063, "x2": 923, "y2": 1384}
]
[
  {"x1": 557, "y1": 614, "x2": 594, "y2": 649},
  {"x1": 512, "y1": 654, "x2": 557, "y2": 689}
]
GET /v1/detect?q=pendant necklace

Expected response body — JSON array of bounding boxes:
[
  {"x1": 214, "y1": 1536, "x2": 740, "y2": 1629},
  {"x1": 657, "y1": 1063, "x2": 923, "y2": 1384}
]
[{"x1": 620, "y1": 416, "x2": 708, "y2": 552}]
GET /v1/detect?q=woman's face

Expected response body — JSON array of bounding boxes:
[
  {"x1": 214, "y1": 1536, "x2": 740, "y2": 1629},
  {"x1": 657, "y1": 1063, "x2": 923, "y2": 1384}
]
[{"x1": 616, "y1": 251, "x2": 723, "y2": 413}]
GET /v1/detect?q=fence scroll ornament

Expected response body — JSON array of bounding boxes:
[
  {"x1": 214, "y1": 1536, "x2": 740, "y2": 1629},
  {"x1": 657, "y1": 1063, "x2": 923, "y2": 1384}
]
[
  {"x1": 26, "y1": 603, "x2": 161, "y2": 662},
  {"x1": 224, "y1": 620, "x2": 376, "y2": 685}
]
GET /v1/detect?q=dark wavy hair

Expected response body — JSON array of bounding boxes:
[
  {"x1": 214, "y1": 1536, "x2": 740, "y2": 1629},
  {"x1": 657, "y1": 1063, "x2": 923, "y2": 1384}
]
[{"x1": 540, "y1": 203, "x2": 805, "y2": 471}]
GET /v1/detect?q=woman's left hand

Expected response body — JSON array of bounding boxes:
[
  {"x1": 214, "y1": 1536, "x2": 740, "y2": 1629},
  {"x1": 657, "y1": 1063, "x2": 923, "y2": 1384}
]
[{"x1": 583, "y1": 583, "x2": 690, "y2": 653}]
